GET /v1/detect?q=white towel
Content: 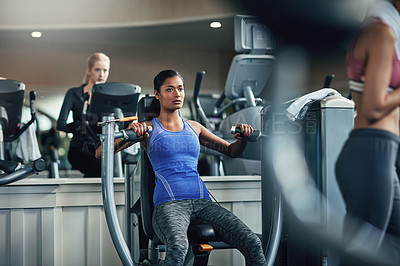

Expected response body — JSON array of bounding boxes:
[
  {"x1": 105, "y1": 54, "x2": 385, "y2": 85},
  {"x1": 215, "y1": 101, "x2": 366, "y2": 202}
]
[
  {"x1": 366, "y1": 0, "x2": 400, "y2": 61},
  {"x1": 286, "y1": 88, "x2": 341, "y2": 121},
  {"x1": 16, "y1": 122, "x2": 42, "y2": 163}
]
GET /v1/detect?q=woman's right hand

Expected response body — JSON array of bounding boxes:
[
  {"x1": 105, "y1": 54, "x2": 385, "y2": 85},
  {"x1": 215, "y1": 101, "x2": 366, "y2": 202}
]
[{"x1": 128, "y1": 122, "x2": 150, "y2": 138}]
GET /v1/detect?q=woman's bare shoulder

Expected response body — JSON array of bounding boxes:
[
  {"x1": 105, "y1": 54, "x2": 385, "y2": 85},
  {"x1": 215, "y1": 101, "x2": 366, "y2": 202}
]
[
  {"x1": 186, "y1": 120, "x2": 203, "y2": 134},
  {"x1": 355, "y1": 21, "x2": 395, "y2": 60},
  {"x1": 186, "y1": 119, "x2": 201, "y2": 128},
  {"x1": 366, "y1": 21, "x2": 395, "y2": 44}
]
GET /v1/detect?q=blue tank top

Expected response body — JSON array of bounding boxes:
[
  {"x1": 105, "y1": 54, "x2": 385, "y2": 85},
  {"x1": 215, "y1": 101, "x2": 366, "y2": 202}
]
[{"x1": 146, "y1": 117, "x2": 210, "y2": 206}]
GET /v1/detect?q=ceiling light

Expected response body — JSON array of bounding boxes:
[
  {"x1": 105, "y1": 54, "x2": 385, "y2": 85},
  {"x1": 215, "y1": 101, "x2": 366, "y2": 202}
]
[
  {"x1": 210, "y1": 22, "x2": 222, "y2": 29},
  {"x1": 31, "y1": 31, "x2": 42, "y2": 38}
]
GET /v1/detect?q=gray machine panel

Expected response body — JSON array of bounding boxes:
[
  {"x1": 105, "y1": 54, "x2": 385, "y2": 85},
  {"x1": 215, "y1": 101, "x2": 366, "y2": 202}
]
[{"x1": 261, "y1": 94, "x2": 354, "y2": 266}]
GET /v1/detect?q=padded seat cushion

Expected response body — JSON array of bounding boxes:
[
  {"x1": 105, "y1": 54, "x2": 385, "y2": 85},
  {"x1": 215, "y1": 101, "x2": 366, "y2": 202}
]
[{"x1": 187, "y1": 224, "x2": 216, "y2": 242}]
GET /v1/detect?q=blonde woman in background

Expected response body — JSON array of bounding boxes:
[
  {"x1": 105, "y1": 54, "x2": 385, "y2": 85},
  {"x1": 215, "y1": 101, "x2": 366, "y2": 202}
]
[{"x1": 57, "y1": 52, "x2": 110, "y2": 177}]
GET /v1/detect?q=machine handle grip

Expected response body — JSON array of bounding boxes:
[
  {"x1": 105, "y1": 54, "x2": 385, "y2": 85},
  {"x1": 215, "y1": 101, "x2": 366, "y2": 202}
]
[
  {"x1": 213, "y1": 93, "x2": 226, "y2": 115},
  {"x1": 230, "y1": 126, "x2": 261, "y2": 142},
  {"x1": 215, "y1": 93, "x2": 226, "y2": 109},
  {"x1": 115, "y1": 126, "x2": 152, "y2": 141},
  {"x1": 0, "y1": 158, "x2": 45, "y2": 186},
  {"x1": 193, "y1": 71, "x2": 205, "y2": 102},
  {"x1": 29, "y1": 91, "x2": 36, "y2": 116},
  {"x1": 82, "y1": 92, "x2": 90, "y2": 115},
  {"x1": 323, "y1": 74, "x2": 335, "y2": 88},
  {"x1": 97, "y1": 116, "x2": 138, "y2": 126},
  {"x1": 118, "y1": 116, "x2": 138, "y2": 122}
]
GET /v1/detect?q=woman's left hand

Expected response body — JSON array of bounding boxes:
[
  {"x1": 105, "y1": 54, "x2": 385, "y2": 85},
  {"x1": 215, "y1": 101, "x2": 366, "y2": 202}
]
[{"x1": 233, "y1": 123, "x2": 253, "y2": 140}]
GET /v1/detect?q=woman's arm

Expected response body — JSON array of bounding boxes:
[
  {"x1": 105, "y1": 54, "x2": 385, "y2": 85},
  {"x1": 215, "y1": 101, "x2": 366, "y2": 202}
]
[
  {"x1": 360, "y1": 23, "x2": 400, "y2": 122},
  {"x1": 95, "y1": 138, "x2": 130, "y2": 159},
  {"x1": 56, "y1": 89, "x2": 80, "y2": 133},
  {"x1": 189, "y1": 120, "x2": 253, "y2": 158},
  {"x1": 95, "y1": 121, "x2": 152, "y2": 159}
]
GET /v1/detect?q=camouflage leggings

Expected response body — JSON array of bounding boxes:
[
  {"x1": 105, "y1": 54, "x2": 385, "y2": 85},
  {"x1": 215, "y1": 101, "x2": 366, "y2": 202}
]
[{"x1": 152, "y1": 198, "x2": 266, "y2": 266}]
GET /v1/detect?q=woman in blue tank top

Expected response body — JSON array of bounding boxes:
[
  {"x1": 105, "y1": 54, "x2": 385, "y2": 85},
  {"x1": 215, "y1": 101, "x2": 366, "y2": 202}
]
[{"x1": 109, "y1": 70, "x2": 266, "y2": 265}]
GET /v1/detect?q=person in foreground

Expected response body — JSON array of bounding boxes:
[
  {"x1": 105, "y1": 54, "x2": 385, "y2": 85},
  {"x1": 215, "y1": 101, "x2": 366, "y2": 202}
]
[
  {"x1": 57, "y1": 52, "x2": 110, "y2": 177},
  {"x1": 98, "y1": 70, "x2": 266, "y2": 265},
  {"x1": 335, "y1": 0, "x2": 400, "y2": 263}
]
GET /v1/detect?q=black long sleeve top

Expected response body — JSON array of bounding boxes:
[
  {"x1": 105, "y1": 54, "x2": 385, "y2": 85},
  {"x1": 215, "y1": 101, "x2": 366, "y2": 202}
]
[{"x1": 57, "y1": 84, "x2": 97, "y2": 147}]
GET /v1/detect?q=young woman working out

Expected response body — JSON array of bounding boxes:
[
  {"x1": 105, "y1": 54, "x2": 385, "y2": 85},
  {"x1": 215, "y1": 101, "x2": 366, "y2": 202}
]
[{"x1": 98, "y1": 70, "x2": 266, "y2": 266}]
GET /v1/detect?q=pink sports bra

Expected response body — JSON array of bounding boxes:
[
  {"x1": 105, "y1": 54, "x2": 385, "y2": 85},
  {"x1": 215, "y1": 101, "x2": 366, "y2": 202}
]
[{"x1": 347, "y1": 20, "x2": 400, "y2": 92}]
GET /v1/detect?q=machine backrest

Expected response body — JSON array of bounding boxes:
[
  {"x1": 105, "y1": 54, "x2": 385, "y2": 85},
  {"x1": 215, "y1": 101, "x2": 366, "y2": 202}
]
[
  {"x1": 137, "y1": 95, "x2": 159, "y2": 122},
  {"x1": 138, "y1": 95, "x2": 158, "y2": 240},
  {"x1": 140, "y1": 144, "x2": 156, "y2": 239}
]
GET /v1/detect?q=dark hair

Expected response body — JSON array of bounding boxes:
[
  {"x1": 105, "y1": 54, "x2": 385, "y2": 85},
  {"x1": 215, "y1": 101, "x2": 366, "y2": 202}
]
[
  {"x1": 153, "y1": 70, "x2": 184, "y2": 92},
  {"x1": 151, "y1": 70, "x2": 184, "y2": 116}
]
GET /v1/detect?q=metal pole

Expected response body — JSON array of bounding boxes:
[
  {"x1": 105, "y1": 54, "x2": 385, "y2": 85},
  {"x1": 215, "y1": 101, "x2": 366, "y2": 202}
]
[
  {"x1": 124, "y1": 163, "x2": 132, "y2": 256},
  {"x1": 113, "y1": 123, "x2": 124, "y2": 178},
  {"x1": 101, "y1": 115, "x2": 135, "y2": 266},
  {"x1": 243, "y1": 84, "x2": 257, "y2": 107},
  {"x1": 0, "y1": 124, "x2": 4, "y2": 161}
]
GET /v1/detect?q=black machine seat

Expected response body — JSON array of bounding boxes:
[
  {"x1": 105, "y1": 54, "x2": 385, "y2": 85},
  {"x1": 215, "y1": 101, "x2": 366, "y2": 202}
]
[
  {"x1": 137, "y1": 95, "x2": 233, "y2": 265},
  {"x1": 187, "y1": 224, "x2": 216, "y2": 242}
]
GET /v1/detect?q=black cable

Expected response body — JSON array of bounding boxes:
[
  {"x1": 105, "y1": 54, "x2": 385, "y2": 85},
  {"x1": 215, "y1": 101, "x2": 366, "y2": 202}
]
[{"x1": 207, "y1": 189, "x2": 221, "y2": 207}]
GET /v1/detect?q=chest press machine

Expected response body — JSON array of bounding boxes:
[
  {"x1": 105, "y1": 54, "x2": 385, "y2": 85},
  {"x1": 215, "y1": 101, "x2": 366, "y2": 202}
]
[{"x1": 100, "y1": 95, "x2": 261, "y2": 265}]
